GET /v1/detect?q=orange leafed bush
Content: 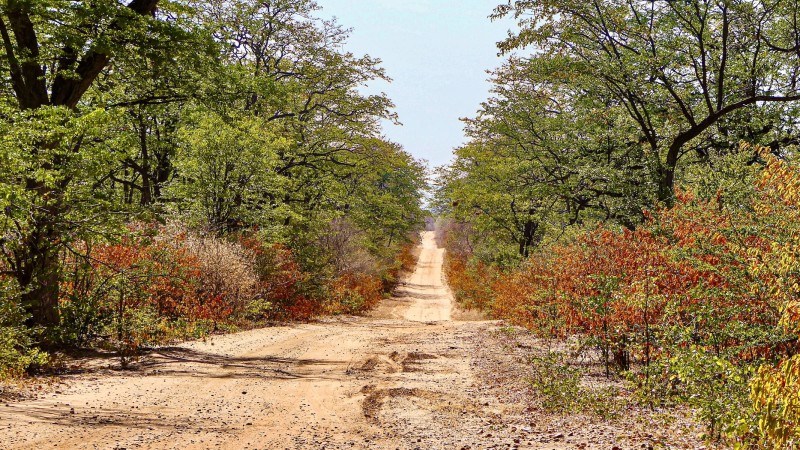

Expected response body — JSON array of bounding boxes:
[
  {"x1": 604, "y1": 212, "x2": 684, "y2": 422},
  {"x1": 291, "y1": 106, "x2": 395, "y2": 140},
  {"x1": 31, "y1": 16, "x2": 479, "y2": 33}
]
[
  {"x1": 444, "y1": 255, "x2": 497, "y2": 312},
  {"x1": 58, "y1": 220, "x2": 416, "y2": 349},
  {"x1": 444, "y1": 145, "x2": 800, "y2": 444},
  {"x1": 325, "y1": 272, "x2": 384, "y2": 315},
  {"x1": 446, "y1": 146, "x2": 796, "y2": 370},
  {"x1": 74, "y1": 230, "x2": 232, "y2": 322}
]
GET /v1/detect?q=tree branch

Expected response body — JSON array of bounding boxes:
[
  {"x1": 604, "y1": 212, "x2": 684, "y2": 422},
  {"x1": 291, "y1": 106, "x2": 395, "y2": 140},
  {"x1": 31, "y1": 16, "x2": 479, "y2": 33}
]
[{"x1": 50, "y1": 0, "x2": 160, "y2": 108}]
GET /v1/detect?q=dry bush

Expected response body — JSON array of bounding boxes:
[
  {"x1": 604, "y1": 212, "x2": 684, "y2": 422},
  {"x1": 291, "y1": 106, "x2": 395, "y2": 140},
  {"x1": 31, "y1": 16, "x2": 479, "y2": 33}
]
[
  {"x1": 435, "y1": 218, "x2": 473, "y2": 257},
  {"x1": 324, "y1": 272, "x2": 384, "y2": 315},
  {"x1": 317, "y1": 218, "x2": 379, "y2": 276},
  {"x1": 161, "y1": 223, "x2": 258, "y2": 318}
]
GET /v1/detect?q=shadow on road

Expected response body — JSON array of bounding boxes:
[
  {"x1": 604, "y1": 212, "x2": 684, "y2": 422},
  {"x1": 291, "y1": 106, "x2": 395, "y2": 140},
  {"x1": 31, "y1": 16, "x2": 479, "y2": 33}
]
[{"x1": 138, "y1": 346, "x2": 344, "y2": 380}]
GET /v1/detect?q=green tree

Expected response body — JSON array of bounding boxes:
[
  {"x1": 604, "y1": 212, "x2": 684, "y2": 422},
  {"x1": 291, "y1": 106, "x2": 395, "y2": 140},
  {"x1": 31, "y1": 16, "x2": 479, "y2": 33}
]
[
  {"x1": 169, "y1": 111, "x2": 288, "y2": 232},
  {"x1": 493, "y1": 0, "x2": 800, "y2": 203},
  {"x1": 0, "y1": 0, "x2": 195, "y2": 328},
  {"x1": 439, "y1": 56, "x2": 652, "y2": 258}
]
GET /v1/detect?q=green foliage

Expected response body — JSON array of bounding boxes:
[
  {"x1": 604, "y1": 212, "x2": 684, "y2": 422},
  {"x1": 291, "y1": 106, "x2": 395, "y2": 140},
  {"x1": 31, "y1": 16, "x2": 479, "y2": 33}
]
[
  {"x1": 750, "y1": 354, "x2": 800, "y2": 449},
  {"x1": 170, "y1": 111, "x2": 287, "y2": 231},
  {"x1": 527, "y1": 350, "x2": 623, "y2": 418},
  {"x1": 527, "y1": 351, "x2": 583, "y2": 413},
  {"x1": 443, "y1": 146, "x2": 800, "y2": 445},
  {"x1": 0, "y1": 279, "x2": 47, "y2": 379},
  {"x1": 491, "y1": 0, "x2": 800, "y2": 202},
  {"x1": 668, "y1": 346, "x2": 753, "y2": 441}
]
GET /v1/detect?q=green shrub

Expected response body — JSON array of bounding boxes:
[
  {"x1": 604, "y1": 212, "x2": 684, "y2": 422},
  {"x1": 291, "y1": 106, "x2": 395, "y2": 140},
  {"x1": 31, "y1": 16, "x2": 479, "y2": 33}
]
[
  {"x1": 527, "y1": 351, "x2": 584, "y2": 412},
  {"x1": 0, "y1": 280, "x2": 47, "y2": 378},
  {"x1": 527, "y1": 350, "x2": 623, "y2": 417}
]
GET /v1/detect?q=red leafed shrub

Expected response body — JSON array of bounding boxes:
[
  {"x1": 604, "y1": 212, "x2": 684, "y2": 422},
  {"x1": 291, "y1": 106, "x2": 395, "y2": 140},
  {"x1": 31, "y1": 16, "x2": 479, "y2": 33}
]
[
  {"x1": 58, "y1": 228, "x2": 218, "y2": 359},
  {"x1": 446, "y1": 149, "x2": 795, "y2": 375},
  {"x1": 441, "y1": 147, "x2": 800, "y2": 442},
  {"x1": 444, "y1": 254, "x2": 497, "y2": 312},
  {"x1": 57, "y1": 222, "x2": 416, "y2": 351},
  {"x1": 283, "y1": 296, "x2": 321, "y2": 321},
  {"x1": 397, "y1": 242, "x2": 418, "y2": 273},
  {"x1": 93, "y1": 232, "x2": 234, "y2": 324},
  {"x1": 325, "y1": 272, "x2": 385, "y2": 315},
  {"x1": 238, "y1": 236, "x2": 308, "y2": 320},
  {"x1": 482, "y1": 190, "x2": 786, "y2": 370},
  {"x1": 382, "y1": 242, "x2": 418, "y2": 291}
]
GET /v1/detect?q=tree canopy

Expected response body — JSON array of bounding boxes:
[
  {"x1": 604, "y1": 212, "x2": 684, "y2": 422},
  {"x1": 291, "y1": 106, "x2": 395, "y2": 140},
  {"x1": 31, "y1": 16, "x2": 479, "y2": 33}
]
[{"x1": 439, "y1": 0, "x2": 800, "y2": 259}]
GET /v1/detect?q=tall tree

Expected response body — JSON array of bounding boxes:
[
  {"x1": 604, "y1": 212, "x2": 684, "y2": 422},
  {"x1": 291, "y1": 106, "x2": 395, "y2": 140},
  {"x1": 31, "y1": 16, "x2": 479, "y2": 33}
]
[{"x1": 0, "y1": 0, "x2": 184, "y2": 328}]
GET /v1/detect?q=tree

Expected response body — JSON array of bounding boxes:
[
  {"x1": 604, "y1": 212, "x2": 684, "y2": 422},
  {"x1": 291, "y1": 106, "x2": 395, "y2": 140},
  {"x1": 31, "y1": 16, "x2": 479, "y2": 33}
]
[
  {"x1": 1, "y1": 0, "x2": 425, "y2": 344},
  {"x1": 0, "y1": 0, "x2": 190, "y2": 328},
  {"x1": 493, "y1": 0, "x2": 800, "y2": 203},
  {"x1": 439, "y1": 56, "x2": 652, "y2": 258},
  {"x1": 169, "y1": 111, "x2": 287, "y2": 232}
]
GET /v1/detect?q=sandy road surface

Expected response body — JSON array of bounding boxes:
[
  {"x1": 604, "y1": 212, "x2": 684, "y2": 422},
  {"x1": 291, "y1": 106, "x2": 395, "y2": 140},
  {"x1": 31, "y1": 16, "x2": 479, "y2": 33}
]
[
  {"x1": 0, "y1": 232, "x2": 679, "y2": 450},
  {"x1": 372, "y1": 231, "x2": 451, "y2": 322}
]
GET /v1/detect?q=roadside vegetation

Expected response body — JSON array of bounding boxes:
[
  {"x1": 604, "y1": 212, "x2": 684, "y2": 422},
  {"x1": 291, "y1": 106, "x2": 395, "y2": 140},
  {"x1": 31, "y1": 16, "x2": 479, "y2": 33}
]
[
  {"x1": 436, "y1": 1, "x2": 800, "y2": 448},
  {"x1": 0, "y1": 0, "x2": 425, "y2": 376}
]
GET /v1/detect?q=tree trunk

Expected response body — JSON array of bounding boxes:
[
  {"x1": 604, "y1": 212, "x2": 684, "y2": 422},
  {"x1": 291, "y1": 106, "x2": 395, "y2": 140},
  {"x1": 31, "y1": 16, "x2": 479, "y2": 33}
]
[
  {"x1": 519, "y1": 219, "x2": 539, "y2": 258},
  {"x1": 1, "y1": 0, "x2": 162, "y2": 331},
  {"x1": 658, "y1": 147, "x2": 678, "y2": 206},
  {"x1": 15, "y1": 205, "x2": 63, "y2": 329},
  {"x1": 20, "y1": 253, "x2": 60, "y2": 329},
  {"x1": 139, "y1": 117, "x2": 153, "y2": 206}
]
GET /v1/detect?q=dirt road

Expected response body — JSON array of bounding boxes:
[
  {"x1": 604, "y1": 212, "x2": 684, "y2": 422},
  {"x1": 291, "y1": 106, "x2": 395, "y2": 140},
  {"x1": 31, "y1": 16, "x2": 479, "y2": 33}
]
[
  {"x1": 0, "y1": 232, "x2": 692, "y2": 449},
  {"x1": 0, "y1": 232, "x2": 490, "y2": 449}
]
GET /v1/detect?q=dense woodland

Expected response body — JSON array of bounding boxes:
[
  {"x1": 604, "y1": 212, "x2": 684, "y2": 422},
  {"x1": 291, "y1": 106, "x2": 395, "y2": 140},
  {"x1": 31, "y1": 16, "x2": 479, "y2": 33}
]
[
  {"x1": 436, "y1": 0, "x2": 800, "y2": 447},
  {"x1": 0, "y1": 0, "x2": 425, "y2": 368}
]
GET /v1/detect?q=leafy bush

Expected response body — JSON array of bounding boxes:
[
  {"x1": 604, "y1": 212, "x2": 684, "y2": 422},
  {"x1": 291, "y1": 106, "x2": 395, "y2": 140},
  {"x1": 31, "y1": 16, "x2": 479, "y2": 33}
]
[
  {"x1": 325, "y1": 272, "x2": 384, "y2": 314},
  {"x1": 0, "y1": 279, "x2": 47, "y2": 378},
  {"x1": 668, "y1": 346, "x2": 753, "y2": 440},
  {"x1": 444, "y1": 254, "x2": 497, "y2": 312},
  {"x1": 527, "y1": 351, "x2": 583, "y2": 412},
  {"x1": 751, "y1": 355, "x2": 800, "y2": 448},
  {"x1": 168, "y1": 225, "x2": 258, "y2": 321},
  {"x1": 238, "y1": 235, "x2": 305, "y2": 320},
  {"x1": 527, "y1": 350, "x2": 623, "y2": 418}
]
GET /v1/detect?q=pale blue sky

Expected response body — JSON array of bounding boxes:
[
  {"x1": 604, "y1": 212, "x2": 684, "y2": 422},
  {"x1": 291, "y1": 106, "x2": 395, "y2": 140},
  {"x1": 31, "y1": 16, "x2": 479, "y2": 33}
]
[{"x1": 318, "y1": 1, "x2": 516, "y2": 168}]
